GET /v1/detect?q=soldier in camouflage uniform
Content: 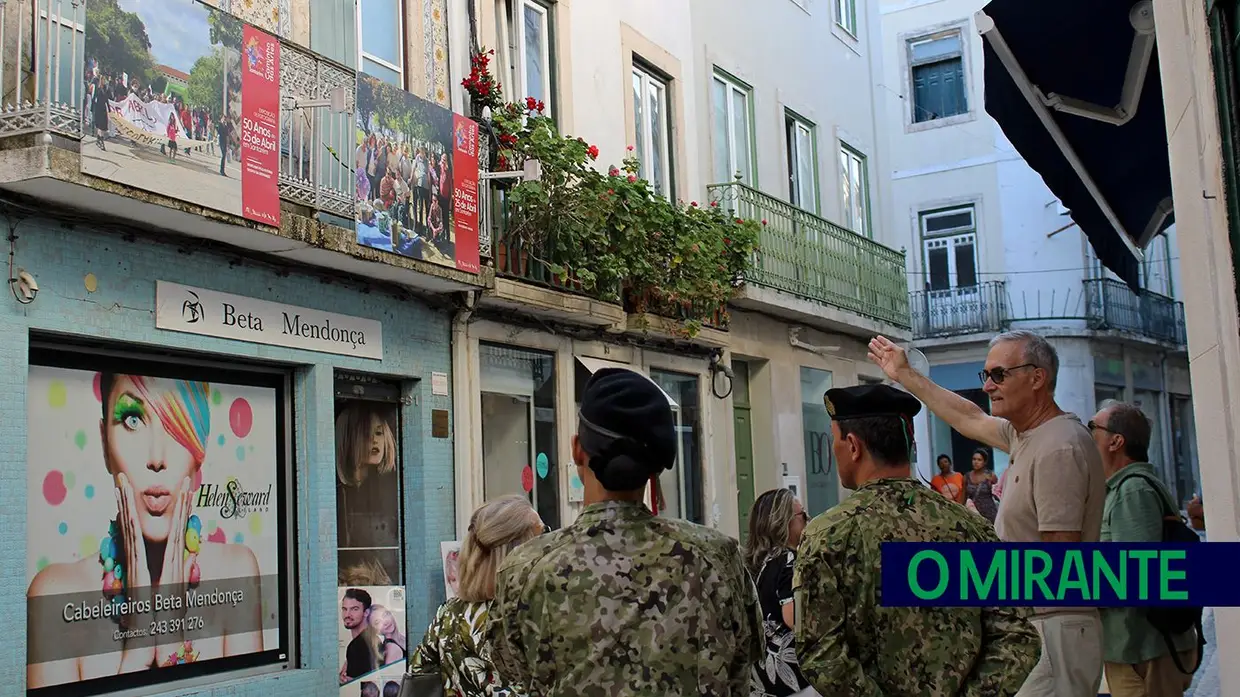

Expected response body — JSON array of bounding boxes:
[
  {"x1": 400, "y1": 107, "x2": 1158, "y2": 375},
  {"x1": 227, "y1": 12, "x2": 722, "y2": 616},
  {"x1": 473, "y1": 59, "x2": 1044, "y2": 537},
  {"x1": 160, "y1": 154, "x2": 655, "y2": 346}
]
[
  {"x1": 485, "y1": 368, "x2": 763, "y2": 696},
  {"x1": 793, "y1": 384, "x2": 1041, "y2": 696}
]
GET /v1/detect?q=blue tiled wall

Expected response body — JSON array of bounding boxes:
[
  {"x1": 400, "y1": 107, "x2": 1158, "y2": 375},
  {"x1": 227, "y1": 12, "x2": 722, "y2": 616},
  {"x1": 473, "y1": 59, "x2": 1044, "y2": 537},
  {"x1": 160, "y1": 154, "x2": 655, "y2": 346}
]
[{"x1": 0, "y1": 214, "x2": 456, "y2": 696}]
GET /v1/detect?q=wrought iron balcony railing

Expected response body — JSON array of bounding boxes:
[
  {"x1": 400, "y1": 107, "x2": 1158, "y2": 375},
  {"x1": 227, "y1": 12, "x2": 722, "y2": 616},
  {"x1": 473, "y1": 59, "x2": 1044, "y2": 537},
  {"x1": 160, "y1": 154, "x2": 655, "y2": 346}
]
[
  {"x1": 0, "y1": 0, "x2": 356, "y2": 221},
  {"x1": 1083, "y1": 278, "x2": 1187, "y2": 345},
  {"x1": 706, "y1": 181, "x2": 910, "y2": 329},
  {"x1": 909, "y1": 281, "x2": 1008, "y2": 339}
]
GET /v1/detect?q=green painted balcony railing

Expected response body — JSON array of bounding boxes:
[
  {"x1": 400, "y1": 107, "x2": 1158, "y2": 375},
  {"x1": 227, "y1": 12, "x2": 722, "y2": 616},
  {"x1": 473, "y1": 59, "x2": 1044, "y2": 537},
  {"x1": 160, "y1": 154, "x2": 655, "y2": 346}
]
[{"x1": 706, "y1": 181, "x2": 911, "y2": 329}]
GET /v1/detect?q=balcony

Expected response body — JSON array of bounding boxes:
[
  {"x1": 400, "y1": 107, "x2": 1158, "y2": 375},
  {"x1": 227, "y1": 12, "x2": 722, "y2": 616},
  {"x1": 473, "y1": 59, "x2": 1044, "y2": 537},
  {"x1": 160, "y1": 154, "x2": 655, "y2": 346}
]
[
  {"x1": 0, "y1": 0, "x2": 486, "y2": 294},
  {"x1": 706, "y1": 181, "x2": 910, "y2": 337},
  {"x1": 910, "y1": 281, "x2": 1007, "y2": 340},
  {"x1": 1083, "y1": 278, "x2": 1187, "y2": 345}
]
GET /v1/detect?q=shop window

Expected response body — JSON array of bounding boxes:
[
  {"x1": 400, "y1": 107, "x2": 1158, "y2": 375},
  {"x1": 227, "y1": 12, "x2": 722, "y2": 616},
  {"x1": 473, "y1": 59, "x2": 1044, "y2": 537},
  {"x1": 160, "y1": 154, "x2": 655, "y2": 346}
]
[
  {"x1": 649, "y1": 369, "x2": 704, "y2": 525},
  {"x1": 25, "y1": 347, "x2": 292, "y2": 695},
  {"x1": 800, "y1": 367, "x2": 838, "y2": 516},
  {"x1": 481, "y1": 344, "x2": 560, "y2": 529},
  {"x1": 334, "y1": 372, "x2": 409, "y2": 687}
]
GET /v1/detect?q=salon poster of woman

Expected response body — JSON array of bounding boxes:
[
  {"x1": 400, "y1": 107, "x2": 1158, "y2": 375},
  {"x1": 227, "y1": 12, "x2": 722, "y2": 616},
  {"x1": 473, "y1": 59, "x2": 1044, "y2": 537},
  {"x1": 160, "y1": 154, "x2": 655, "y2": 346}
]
[{"x1": 25, "y1": 366, "x2": 281, "y2": 690}]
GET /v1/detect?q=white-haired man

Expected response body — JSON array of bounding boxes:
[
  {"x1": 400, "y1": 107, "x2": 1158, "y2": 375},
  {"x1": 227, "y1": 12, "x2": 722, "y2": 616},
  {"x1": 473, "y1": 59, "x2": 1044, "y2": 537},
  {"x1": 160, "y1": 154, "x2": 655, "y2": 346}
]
[{"x1": 868, "y1": 330, "x2": 1106, "y2": 697}]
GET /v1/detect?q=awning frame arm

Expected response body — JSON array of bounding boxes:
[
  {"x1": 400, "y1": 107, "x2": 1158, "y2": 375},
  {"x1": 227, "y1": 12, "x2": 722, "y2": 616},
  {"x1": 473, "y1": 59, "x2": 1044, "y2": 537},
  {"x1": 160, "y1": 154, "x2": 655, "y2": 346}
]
[
  {"x1": 1040, "y1": 0, "x2": 1157, "y2": 127},
  {"x1": 977, "y1": 9, "x2": 1145, "y2": 262}
]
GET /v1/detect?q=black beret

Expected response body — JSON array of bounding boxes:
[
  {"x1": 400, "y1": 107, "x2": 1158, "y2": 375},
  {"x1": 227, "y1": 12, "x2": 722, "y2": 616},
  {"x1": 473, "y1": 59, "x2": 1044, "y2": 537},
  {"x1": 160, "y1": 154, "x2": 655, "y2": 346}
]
[
  {"x1": 824, "y1": 383, "x2": 922, "y2": 422},
  {"x1": 579, "y1": 368, "x2": 677, "y2": 490}
]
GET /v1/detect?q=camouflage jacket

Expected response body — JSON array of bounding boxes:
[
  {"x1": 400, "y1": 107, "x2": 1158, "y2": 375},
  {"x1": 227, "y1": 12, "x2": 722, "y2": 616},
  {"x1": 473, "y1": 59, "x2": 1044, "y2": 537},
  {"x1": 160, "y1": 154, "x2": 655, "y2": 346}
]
[
  {"x1": 485, "y1": 499, "x2": 764, "y2": 696},
  {"x1": 410, "y1": 598, "x2": 517, "y2": 697},
  {"x1": 793, "y1": 478, "x2": 1041, "y2": 697}
]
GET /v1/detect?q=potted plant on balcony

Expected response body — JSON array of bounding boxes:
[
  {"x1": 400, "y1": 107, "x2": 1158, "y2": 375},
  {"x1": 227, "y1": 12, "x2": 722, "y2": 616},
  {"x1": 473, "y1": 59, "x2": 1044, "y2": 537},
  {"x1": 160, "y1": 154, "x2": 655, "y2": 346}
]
[{"x1": 487, "y1": 100, "x2": 759, "y2": 337}]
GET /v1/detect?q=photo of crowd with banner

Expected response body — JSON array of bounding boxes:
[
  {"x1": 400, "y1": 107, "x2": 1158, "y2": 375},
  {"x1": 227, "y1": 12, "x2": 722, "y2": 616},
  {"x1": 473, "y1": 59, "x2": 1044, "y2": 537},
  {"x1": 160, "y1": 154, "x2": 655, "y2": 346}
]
[
  {"x1": 83, "y1": 0, "x2": 281, "y2": 227},
  {"x1": 24, "y1": 356, "x2": 287, "y2": 694},
  {"x1": 355, "y1": 74, "x2": 481, "y2": 274}
]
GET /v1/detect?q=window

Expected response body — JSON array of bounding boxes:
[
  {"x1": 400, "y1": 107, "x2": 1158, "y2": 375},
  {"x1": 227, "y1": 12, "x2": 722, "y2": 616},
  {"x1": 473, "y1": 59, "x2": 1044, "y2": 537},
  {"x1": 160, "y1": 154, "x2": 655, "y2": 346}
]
[
  {"x1": 920, "y1": 206, "x2": 977, "y2": 291},
  {"x1": 834, "y1": 0, "x2": 858, "y2": 36},
  {"x1": 839, "y1": 144, "x2": 870, "y2": 236},
  {"x1": 1142, "y1": 233, "x2": 1174, "y2": 296},
  {"x1": 358, "y1": 0, "x2": 405, "y2": 87},
  {"x1": 480, "y1": 344, "x2": 561, "y2": 529},
  {"x1": 649, "y1": 370, "x2": 703, "y2": 525},
  {"x1": 38, "y1": 0, "x2": 85, "y2": 107},
  {"x1": 25, "y1": 348, "x2": 294, "y2": 693},
  {"x1": 711, "y1": 70, "x2": 754, "y2": 185},
  {"x1": 909, "y1": 30, "x2": 967, "y2": 123},
  {"x1": 786, "y1": 113, "x2": 818, "y2": 212},
  {"x1": 499, "y1": 0, "x2": 555, "y2": 113},
  {"x1": 632, "y1": 62, "x2": 673, "y2": 198}
]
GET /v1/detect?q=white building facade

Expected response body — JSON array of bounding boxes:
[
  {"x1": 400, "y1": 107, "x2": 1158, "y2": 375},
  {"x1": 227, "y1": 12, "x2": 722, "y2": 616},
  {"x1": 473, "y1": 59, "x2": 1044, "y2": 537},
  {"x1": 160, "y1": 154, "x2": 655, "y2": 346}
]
[
  {"x1": 880, "y1": 0, "x2": 1200, "y2": 504},
  {"x1": 447, "y1": 0, "x2": 914, "y2": 541}
]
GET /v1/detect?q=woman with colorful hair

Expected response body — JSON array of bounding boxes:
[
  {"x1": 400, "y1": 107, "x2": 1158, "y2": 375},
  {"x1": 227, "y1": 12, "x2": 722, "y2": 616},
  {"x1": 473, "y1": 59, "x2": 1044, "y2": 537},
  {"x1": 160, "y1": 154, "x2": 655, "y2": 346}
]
[{"x1": 27, "y1": 374, "x2": 263, "y2": 687}]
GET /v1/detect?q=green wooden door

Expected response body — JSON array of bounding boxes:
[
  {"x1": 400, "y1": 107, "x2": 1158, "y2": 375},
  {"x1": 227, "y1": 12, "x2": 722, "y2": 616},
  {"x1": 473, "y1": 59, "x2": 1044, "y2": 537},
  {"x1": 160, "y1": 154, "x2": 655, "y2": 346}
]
[{"x1": 734, "y1": 406, "x2": 755, "y2": 542}]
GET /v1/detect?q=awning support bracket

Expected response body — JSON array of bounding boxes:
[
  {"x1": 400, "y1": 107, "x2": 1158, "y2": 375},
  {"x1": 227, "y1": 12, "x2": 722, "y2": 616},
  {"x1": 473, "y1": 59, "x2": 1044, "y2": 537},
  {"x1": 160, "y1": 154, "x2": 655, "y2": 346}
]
[
  {"x1": 1040, "y1": 0, "x2": 1157, "y2": 127},
  {"x1": 977, "y1": 8, "x2": 1147, "y2": 261}
]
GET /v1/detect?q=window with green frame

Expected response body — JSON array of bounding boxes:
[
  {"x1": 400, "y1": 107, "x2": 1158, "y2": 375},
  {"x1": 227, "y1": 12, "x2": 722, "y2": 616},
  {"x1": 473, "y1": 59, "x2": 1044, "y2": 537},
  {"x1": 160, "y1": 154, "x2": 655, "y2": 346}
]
[
  {"x1": 786, "y1": 111, "x2": 819, "y2": 213},
  {"x1": 835, "y1": 0, "x2": 858, "y2": 36},
  {"x1": 839, "y1": 143, "x2": 870, "y2": 237},
  {"x1": 908, "y1": 30, "x2": 968, "y2": 124},
  {"x1": 711, "y1": 69, "x2": 756, "y2": 185}
]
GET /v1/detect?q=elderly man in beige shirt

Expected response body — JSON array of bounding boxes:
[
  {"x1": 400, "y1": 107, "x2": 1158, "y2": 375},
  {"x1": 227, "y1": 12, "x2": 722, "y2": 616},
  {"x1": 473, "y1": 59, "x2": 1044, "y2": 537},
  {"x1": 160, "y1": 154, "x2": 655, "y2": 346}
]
[{"x1": 869, "y1": 329, "x2": 1106, "y2": 697}]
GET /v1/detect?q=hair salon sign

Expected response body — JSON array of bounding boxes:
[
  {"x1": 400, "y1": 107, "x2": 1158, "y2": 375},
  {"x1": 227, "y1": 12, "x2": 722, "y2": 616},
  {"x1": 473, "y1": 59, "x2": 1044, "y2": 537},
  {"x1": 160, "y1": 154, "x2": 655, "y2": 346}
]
[{"x1": 155, "y1": 281, "x2": 383, "y2": 360}]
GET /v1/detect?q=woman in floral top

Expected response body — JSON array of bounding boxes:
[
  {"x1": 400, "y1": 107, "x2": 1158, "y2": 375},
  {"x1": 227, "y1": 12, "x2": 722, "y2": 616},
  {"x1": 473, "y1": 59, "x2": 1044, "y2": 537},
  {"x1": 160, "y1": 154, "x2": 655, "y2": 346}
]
[
  {"x1": 409, "y1": 495, "x2": 545, "y2": 696},
  {"x1": 745, "y1": 488, "x2": 815, "y2": 697}
]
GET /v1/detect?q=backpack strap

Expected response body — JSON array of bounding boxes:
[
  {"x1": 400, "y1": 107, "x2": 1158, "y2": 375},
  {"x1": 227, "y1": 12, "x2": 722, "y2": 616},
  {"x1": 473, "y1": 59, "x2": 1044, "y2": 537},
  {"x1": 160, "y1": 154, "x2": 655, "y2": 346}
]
[{"x1": 1117, "y1": 470, "x2": 1181, "y2": 522}]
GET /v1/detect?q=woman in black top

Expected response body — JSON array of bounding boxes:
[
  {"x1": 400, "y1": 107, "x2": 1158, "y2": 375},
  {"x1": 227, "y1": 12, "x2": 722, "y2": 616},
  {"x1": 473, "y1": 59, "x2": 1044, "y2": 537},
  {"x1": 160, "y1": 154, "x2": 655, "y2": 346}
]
[{"x1": 745, "y1": 488, "x2": 815, "y2": 697}]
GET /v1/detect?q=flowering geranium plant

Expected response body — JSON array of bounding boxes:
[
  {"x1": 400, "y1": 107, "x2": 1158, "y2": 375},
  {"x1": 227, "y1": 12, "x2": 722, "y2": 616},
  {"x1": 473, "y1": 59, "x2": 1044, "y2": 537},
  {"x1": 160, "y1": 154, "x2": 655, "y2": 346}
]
[
  {"x1": 492, "y1": 108, "x2": 759, "y2": 336},
  {"x1": 462, "y1": 48, "x2": 503, "y2": 115}
]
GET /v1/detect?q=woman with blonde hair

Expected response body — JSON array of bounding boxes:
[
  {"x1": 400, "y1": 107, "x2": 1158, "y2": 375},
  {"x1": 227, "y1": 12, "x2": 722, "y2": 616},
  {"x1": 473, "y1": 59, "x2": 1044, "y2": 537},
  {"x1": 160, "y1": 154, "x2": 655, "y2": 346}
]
[
  {"x1": 408, "y1": 495, "x2": 545, "y2": 695},
  {"x1": 745, "y1": 488, "x2": 816, "y2": 697},
  {"x1": 335, "y1": 402, "x2": 400, "y2": 582},
  {"x1": 370, "y1": 605, "x2": 408, "y2": 666}
]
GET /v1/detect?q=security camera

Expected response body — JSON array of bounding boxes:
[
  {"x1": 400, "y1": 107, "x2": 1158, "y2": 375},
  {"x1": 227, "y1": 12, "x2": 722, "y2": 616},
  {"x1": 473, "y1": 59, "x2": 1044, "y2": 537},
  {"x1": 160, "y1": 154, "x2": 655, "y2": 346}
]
[{"x1": 15, "y1": 269, "x2": 38, "y2": 302}]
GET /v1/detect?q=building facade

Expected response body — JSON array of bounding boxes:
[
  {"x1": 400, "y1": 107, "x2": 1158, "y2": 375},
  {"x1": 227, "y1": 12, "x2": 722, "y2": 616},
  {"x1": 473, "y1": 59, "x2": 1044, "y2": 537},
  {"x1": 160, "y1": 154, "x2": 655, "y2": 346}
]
[
  {"x1": 0, "y1": 0, "x2": 916, "y2": 694},
  {"x1": 453, "y1": 0, "x2": 912, "y2": 543},
  {"x1": 880, "y1": 0, "x2": 1199, "y2": 505}
]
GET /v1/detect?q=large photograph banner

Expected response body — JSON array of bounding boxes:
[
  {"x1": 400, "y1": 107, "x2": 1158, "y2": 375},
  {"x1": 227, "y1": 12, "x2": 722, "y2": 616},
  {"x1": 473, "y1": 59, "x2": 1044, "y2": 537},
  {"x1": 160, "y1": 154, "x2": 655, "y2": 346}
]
[
  {"x1": 83, "y1": 0, "x2": 281, "y2": 226},
  {"x1": 26, "y1": 365, "x2": 282, "y2": 691},
  {"x1": 338, "y1": 585, "x2": 408, "y2": 694},
  {"x1": 355, "y1": 74, "x2": 481, "y2": 273}
]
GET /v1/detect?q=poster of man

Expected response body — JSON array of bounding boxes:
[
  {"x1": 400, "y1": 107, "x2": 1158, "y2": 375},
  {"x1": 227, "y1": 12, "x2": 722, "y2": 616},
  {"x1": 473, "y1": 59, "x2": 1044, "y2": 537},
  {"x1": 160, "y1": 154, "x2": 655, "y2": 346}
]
[
  {"x1": 83, "y1": 0, "x2": 280, "y2": 226},
  {"x1": 354, "y1": 74, "x2": 480, "y2": 274}
]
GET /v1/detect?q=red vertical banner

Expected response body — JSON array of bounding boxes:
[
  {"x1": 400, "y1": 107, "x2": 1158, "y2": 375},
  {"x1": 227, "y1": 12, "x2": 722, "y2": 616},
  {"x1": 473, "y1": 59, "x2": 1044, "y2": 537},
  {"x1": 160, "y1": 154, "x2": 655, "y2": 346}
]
[
  {"x1": 451, "y1": 114, "x2": 480, "y2": 273},
  {"x1": 240, "y1": 26, "x2": 281, "y2": 227}
]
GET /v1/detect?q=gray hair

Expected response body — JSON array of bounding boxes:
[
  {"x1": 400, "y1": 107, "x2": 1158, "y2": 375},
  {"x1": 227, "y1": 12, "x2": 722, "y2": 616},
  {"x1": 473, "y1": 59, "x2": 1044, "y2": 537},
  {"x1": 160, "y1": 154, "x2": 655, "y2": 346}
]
[{"x1": 989, "y1": 330, "x2": 1059, "y2": 391}]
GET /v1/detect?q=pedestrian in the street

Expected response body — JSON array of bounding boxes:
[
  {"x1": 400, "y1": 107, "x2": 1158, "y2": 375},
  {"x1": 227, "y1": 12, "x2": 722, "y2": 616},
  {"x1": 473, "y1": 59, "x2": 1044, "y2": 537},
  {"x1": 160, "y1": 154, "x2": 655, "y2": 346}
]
[
  {"x1": 408, "y1": 495, "x2": 544, "y2": 696},
  {"x1": 745, "y1": 488, "x2": 817, "y2": 697},
  {"x1": 1091, "y1": 401, "x2": 1199, "y2": 696},
  {"x1": 485, "y1": 367, "x2": 763, "y2": 696},
  {"x1": 794, "y1": 383, "x2": 1041, "y2": 697},
  {"x1": 868, "y1": 331, "x2": 1106, "y2": 697}
]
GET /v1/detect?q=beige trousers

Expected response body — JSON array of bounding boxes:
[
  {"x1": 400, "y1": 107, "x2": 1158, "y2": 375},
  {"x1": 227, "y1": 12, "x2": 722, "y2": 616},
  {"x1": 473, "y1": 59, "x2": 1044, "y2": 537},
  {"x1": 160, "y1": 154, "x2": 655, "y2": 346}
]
[
  {"x1": 1104, "y1": 649, "x2": 1196, "y2": 697},
  {"x1": 1015, "y1": 612, "x2": 1104, "y2": 697}
]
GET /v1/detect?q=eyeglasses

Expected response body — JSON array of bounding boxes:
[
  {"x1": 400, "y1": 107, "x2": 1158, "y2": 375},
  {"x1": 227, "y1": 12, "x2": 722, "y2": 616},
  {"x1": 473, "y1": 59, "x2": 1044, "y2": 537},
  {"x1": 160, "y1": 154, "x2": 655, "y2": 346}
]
[
  {"x1": 542, "y1": 523, "x2": 552, "y2": 535},
  {"x1": 978, "y1": 364, "x2": 1037, "y2": 385},
  {"x1": 1087, "y1": 420, "x2": 1119, "y2": 435}
]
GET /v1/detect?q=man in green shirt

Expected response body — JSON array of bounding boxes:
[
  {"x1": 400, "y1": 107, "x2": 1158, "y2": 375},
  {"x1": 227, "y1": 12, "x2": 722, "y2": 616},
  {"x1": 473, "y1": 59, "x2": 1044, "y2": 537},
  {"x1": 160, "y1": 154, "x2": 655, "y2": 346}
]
[{"x1": 1090, "y1": 401, "x2": 1197, "y2": 697}]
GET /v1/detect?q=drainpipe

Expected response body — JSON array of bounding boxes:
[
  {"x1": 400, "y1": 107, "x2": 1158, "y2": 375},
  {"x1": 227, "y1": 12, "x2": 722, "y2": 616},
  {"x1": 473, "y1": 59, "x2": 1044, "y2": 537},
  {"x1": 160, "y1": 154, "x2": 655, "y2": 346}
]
[
  {"x1": 451, "y1": 290, "x2": 480, "y2": 538},
  {"x1": 1158, "y1": 352, "x2": 1177, "y2": 504}
]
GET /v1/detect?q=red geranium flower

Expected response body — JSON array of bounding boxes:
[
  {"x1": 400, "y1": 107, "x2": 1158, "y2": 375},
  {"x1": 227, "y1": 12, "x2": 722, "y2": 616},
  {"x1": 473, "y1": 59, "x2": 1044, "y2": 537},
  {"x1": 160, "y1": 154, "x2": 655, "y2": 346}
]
[{"x1": 587, "y1": 145, "x2": 600, "y2": 160}]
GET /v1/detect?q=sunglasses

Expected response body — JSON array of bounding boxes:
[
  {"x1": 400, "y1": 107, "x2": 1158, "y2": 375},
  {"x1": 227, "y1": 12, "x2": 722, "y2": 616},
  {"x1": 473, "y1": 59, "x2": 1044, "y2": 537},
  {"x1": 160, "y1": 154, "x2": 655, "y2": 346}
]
[
  {"x1": 978, "y1": 364, "x2": 1037, "y2": 385},
  {"x1": 1087, "y1": 420, "x2": 1119, "y2": 435}
]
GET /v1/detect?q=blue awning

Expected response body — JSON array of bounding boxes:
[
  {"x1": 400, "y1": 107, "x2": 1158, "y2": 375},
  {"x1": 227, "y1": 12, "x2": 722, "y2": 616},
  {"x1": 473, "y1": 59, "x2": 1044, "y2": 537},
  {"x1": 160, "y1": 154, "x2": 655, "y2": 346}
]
[{"x1": 979, "y1": 0, "x2": 1173, "y2": 291}]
